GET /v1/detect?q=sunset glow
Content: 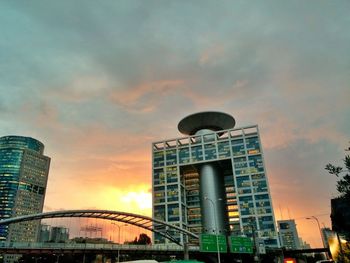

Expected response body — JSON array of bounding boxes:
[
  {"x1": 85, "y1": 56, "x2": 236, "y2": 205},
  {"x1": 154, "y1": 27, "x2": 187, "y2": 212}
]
[{"x1": 1, "y1": 1, "x2": 349, "y2": 249}]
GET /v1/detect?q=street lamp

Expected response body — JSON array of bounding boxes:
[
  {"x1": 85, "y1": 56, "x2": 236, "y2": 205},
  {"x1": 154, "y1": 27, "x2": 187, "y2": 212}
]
[
  {"x1": 249, "y1": 217, "x2": 260, "y2": 263},
  {"x1": 306, "y1": 216, "x2": 326, "y2": 248},
  {"x1": 204, "y1": 196, "x2": 221, "y2": 263},
  {"x1": 112, "y1": 222, "x2": 128, "y2": 262}
]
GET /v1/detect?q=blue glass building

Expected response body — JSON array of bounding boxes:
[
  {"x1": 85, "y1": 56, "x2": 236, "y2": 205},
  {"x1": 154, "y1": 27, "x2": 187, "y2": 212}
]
[{"x1": 0, "y1": 136, "x2": 50, "y2": 242}]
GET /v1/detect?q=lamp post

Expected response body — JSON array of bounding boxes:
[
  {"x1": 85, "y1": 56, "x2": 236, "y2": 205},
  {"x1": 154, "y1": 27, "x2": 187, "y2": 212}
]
[
  {"x1": 112, "y1": 223, "x2": 128, "y2": 262},
  {"x1": 249, "y1": 217, "x2": 260, "y2": 263},
  {"x1": 205, "y1": 196, "x2": 221, "y2": 263},
  {"x1": 306, "y1": 216, "x2": 326, "y2": 248}
]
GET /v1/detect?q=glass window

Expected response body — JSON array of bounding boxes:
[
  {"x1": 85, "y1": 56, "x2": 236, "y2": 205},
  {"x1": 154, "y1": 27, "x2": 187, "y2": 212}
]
[
  {"x1": 236, "y1": 176, "x2": 250, "y2": 188},
  {"x1": 166, "y1": 166, "x2": 178, "y2": 184},
  {"x1": 246, "y1": 136, "x2": 261, "y2": 155},
  {"x1": 154, "y1": 168, "x2": 165, "y2": 185},
  {"x1": 168, "y1": 204, "x2": 180, "y2": 222},
  {"x1": 204, "y1": 143, "x2": 217, "y2": 160},
  {"x1": 238, "y1": 188, "x2": 252, "y2": 194},
  {"x1": 256, "y1": 208, "x2": 272, "y2": 214},
  {"x1": 218, "y1": 141, "x2": 230, "y2": 158},
  {"x1": 236, "y1": 175, "x2": 251, "y2": 194},
  {"x1": 255, "y1": 194, "x2": 269, "y2": 200},
  {"x1": 251, "y1": 173, "x2": 265, "y2": 180},
  {"x1": 179, "y1": 147, "x2": 190, "y2": 164},
  {"x1": 239, "y1": 196, "x2": 254, "y2": 216},
  {"x1": 252, "y1": 180, "x2": 267, "y2": 193},
  {"x1": 153, "y1": 151, "x2": 164, "y2": 167},
  {"x1": 255, "y1": 200, "x2": 270, "y2": 208},
  {"x1": 154, "y1": 186, "x2": 165, "y2": 204},
  {"x1": 203, "y1": 133, "x2": 216, "y2": 142},
  {"x1": 239, "y1": 196, "x2": 253, "y2": 202},
  {"x1": 166, "y1": 149, "x2": 177, "y2": 166},
  {"x1": 224, "y1": 175, "x2": 234, "y2": 185},
  {"x1": 234, "y1": 157, "x2": 247, "y2": 169},
  {"x1": 248, "y1": 155, "x2": 264, "y2": 173},
  {"x1": 258, "y1": 216, "x2": 275, "y2": 231},
  {"x1": 167, "y1": 185, "x2": 179, "y2": 202},
  {"x1": 232, "y1": 144, "x2": 245, "y2": 156},
  {"x1": 231, "y1": 139, "x2": 244, "y2": 145},
  {"x1": 154, "y1": 205, "x2": 165, "y2": 220},
  {"x1": 191, "y1": 145, "x2": 203, "y2": 162}
]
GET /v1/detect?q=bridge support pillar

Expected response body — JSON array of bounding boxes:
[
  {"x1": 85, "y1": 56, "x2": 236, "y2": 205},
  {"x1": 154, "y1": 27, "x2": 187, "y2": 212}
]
[{"x1": 183, "y1": 241, "x2": 189, "y2": 260}]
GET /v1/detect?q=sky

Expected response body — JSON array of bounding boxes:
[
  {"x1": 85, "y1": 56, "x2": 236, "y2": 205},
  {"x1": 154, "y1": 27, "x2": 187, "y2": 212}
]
[{"x1": 1, "y1": 0, "x2": 349, "y2": 247}]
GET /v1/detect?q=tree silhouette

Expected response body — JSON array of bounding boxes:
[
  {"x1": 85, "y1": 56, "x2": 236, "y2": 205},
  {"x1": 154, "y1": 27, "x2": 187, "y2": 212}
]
[
  {"x1": 125, "y1": 233, "x2": 151, "y2": 245},
  {"x1": 326, "y1": 144, "x2": 350, "y2": 242}
]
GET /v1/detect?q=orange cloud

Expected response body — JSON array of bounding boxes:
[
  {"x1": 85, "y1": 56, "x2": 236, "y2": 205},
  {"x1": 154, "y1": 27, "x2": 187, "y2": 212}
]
[
  {"x1": 48, "y1": 74, "x2": 110, "y2": 103},
  {"x1": 110, "y1": 79, "x2": 185, "y2": 112}
]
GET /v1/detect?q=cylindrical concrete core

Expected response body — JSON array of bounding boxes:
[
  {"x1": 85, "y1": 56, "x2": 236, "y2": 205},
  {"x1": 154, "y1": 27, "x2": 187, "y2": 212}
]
[
  {"x1": 199, "y1": 162, "x2": 228, "y2": 234},
  {"x1": 178, "y1": 112, "x2": 235, "y2": 235}
]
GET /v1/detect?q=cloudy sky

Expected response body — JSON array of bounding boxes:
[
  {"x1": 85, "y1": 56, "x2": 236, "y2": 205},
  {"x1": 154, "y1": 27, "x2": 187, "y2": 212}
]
[{"x1": 1, "y1": 0, "x2": 349, "y2": 247}]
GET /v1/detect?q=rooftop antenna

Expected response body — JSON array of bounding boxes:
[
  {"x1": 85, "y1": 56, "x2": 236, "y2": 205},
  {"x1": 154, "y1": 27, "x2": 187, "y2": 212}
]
[
  {"x1": 287, "y1": 208, "x2": 291, "y2": 219},
  {"x1": 279, "y1": 205, "x2": 283, "y2": 220}
]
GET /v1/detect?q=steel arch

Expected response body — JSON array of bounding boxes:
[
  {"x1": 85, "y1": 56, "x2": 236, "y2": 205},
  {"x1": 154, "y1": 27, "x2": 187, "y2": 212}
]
[{"x1": 0, "y1": 210, "x2": 198, "y2": 245}]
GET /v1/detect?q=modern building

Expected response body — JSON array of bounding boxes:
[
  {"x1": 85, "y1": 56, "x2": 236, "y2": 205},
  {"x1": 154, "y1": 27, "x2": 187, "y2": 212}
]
[
  {"x1": 39, "y1": 224, "x2": 51, "y2": 242},
  {"x1": 0, "y1": 136, "x2": 50, "y2": 242},
  {"x1": 38, "y1": 224, "x2": 69, "y2": 243},
  {"x1": 152, "y1": 112, "x2": 279, "y2": 247},
  {"x1": 50, "y1": 226, "x2": 69, "y2": 243},
  {"x1": 277, "y1": 220, "x2": 300, "y2": 249}
]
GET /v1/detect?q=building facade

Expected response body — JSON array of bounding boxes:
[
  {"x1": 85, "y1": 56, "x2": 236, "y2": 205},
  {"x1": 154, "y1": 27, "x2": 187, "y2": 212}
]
[
  {"x1": 277, "y1": 220, "x2": 300, "y2": 249},
  {"x1": 0, "y1": 136, "x2": 50, "y2": 242},
  {"x1": 50, "y1": 226, "x2": 69, "y2": 243},
  {"x1": 152, "y1": 112, "x2": 279, "y2": 247}
]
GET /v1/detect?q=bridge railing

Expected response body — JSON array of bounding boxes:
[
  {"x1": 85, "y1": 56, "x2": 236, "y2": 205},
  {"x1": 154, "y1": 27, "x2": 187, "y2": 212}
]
[{"x1": 0, "y1": 242, "x2": 199, "y2": 251}]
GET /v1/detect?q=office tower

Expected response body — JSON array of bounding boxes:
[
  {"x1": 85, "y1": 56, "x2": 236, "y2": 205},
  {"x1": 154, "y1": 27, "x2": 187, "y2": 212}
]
[
  {"x1": 152, "y1": 112, "x2": 279, "y2": 246},
  {"x1": 277, "y1": 220, "x2": 300, "y2": 249},
  {"x1": 0, "y1": 136, "x2": 50, "y2": 242},
  {"x1": 39, "y1": 224, "x2": 51, "y2": 242}
]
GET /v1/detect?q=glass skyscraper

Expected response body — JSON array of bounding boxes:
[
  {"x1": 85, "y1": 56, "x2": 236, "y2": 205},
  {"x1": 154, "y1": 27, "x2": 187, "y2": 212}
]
[
  {"x1": 0, "y1": 136, "x2": 50, "y2": 242},
  {"x1": 152, "y1": 112, "x2": 279, "y2": 247}
]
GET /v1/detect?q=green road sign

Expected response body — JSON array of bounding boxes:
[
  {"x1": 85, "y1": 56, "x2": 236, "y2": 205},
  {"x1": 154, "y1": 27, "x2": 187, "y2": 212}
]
[
  {"x1": 200, "y1": 233, "x2": 227, "y2": 253},
  {"x1": 229, "y1": 236, "x2": 253, "y2": 254}
]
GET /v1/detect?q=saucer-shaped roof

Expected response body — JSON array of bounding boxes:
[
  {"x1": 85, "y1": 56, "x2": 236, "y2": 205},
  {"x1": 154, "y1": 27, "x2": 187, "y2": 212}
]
[{"x1": 178, "y1": 111, "x2": 235, "y2": 135}]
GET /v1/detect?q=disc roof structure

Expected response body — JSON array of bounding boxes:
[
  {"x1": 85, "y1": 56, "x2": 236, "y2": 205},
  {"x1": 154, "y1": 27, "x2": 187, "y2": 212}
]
[{"x1": 178, "y1": 111, "x2": 235, "y2": 135}]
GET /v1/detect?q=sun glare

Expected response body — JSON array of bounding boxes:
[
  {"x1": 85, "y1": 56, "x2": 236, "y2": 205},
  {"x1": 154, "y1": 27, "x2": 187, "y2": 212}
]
[{"x1": 121, "y1": 191, "x2": 152, "y2": 212}]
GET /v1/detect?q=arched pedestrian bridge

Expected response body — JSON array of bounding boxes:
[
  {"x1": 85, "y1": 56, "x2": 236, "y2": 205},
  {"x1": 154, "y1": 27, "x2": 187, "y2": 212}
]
[{"x1": 0, "y1": 210, "x2": 198, "y2": 245}]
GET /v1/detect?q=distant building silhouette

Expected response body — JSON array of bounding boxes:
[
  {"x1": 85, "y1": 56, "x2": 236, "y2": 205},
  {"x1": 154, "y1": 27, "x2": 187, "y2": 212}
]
[
  {"x1": 50, "y1": 226, "x2": 69, "y2": 243},
  {"x1": 39, "y1": 224, "x2": 69, "y2": 243},
  {"x1": 39, "y1": 224, "x2": 51, "y2": 242},
  {"x1": 0, "y1": 136, "x2": 50, "y2": 243},
  {"x1": 298, "y1": 238, "x2": 311, "y2": 249},
  {"x1": 331, "y1": 197, "x2": 350, "y2": 240},
  {"x1": 152, "y1": 112, "x2": 279, "y2": 247}
]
